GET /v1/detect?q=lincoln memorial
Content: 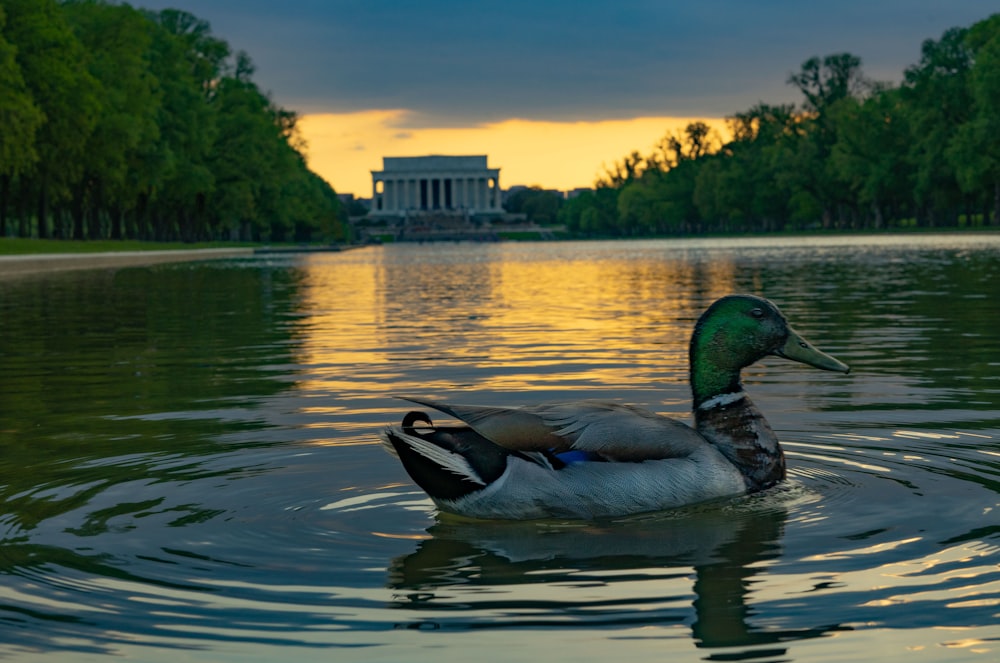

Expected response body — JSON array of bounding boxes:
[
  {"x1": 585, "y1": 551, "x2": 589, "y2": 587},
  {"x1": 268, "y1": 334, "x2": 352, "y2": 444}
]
[{"x1": 369, "y1": 155, "x2": 502, "y2": 218}]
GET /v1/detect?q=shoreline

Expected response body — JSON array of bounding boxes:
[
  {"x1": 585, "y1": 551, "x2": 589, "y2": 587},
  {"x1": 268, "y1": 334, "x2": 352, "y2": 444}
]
[
  {"x1": 2, "y1": 227, "x2": 998, "y2": 278},
  {"x1": 0, "y1": 248, "x2": 254, "y2": 279}
]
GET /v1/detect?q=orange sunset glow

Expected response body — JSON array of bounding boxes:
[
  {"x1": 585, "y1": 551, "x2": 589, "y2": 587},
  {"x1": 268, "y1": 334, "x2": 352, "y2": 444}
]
[{"x1": 297, "y1": 111, "x2": 731, "y2": 197}]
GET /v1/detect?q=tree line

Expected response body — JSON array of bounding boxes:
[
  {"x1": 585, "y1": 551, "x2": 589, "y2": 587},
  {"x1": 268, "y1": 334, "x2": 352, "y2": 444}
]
[
  {"x1": 0, "y1": 0, "x2": 344, "y2": 243},
  {"x1": 553, "y1": 14, "x2": 1000, "y2": 236}
]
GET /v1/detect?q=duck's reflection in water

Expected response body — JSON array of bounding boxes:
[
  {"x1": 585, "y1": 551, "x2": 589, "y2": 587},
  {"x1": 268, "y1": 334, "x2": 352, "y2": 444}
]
[{"x1": 387, "y1": 496, "x2": 849, "y2": 652}]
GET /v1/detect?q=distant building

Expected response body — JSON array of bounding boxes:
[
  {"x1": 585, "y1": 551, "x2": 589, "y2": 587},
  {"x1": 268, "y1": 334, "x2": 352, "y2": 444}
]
[{"x1": 369, "y1": 155, "x2": 502, "y2": 219}]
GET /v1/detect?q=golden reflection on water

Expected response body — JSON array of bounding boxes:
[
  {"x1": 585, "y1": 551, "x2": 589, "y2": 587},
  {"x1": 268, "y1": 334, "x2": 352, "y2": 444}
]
[
  {"x1": 292, "y1": 248, "x2": 384, "y2": 366},
  {"x1": 292, "y1": 243, "x2": 742, "y2": 403}
]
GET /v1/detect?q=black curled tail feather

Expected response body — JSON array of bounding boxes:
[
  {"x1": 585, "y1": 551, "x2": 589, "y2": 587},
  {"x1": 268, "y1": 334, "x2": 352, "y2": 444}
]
[
  {"x1": 402, "y1": 410, "x2": 432, "y2": 432},
  {"x1": 384, "y1": 411, "x2": 510, "y2": 501}
]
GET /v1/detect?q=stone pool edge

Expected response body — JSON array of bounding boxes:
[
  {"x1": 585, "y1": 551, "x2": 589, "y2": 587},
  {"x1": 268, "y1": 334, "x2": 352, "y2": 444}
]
[{"x1": 0, "y1": 248, "x2": 255, "y2": 279}]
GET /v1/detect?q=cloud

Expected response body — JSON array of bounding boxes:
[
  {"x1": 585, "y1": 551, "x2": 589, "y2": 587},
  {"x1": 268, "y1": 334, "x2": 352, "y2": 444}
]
[{"x1": 138, "y1": 0, "x2": 997, "y2": 125}]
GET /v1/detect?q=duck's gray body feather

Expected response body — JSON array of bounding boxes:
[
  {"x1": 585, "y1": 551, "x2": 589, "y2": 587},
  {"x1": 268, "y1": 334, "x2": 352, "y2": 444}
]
[
  {"x1": 381, "y1": 397, "x2": 748, "y2": 519},
  {"x1": 418, "y1": 431, "x2": 746, "y2": 519}
]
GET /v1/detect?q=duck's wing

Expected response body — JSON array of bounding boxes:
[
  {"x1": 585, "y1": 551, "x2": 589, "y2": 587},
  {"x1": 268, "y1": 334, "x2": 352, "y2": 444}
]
[{"x1": 397, "y1": 396, "x2": 707, "y2": 462}]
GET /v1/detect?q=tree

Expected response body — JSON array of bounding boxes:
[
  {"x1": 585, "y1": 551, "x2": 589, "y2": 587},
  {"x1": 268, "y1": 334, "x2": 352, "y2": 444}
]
[
  {"x1": 2, "y1": 0, "x2": 100, "y2": 238},
  {"x1": 504, "y1": 187, "x2": 563, "y2": 225},
  {"x1": 0, "y1": 2, "x2": 341, "y2": 242},
  {"x1": 617, "y1": 179, "x2": 664, "y2": 234},
  {"x1": 831, "y1": 85, "x2": 914, "y2": 228},
  {"x1": 787, "y1": 53, "x2": 869, "y2": 113},
  {"x1": 598, "y1": 150, "x2": 645, "y2": 188},
  {"x1": 651, "y1": 121, "x2": 720, "y2": 170},
  {"x1": 559, "y1": 188, "x2": 618, "y2": 236},
  {"x1": 901, "y1": 27, "x2": 974, "y2": 226},
  {"x1": 208, "y1": 60, "x2": 288, "y2": 240},
  {"x1": 144, "y1": 8, "x2": 232, "y2": 240},
  {"x1": 0, "y1": 5, "x2": 43, "y2": 235},
  {"x1": 63, "y1": 0, "x2": 162, "y2": 240},
  {"x1": 950, "y1": 14, "x2": 1000, "y2": 224},
  {"x1": 785, "y1": 53, "x2": 870, "y2": 227},
  {"x1": 694, "y1": 105, "x2": 800, "y2": 231}
]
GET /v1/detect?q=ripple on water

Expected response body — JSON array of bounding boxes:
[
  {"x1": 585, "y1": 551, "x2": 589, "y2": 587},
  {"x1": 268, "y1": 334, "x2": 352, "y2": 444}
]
[{"x1": 3, "y1": 238, "x2": 1000, "y2": 660}]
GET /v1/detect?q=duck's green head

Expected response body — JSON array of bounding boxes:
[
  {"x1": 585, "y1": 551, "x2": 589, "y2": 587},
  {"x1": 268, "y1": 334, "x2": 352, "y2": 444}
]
[{"x1": 689, "y1": 294, "x2": 849, "y2": 407}]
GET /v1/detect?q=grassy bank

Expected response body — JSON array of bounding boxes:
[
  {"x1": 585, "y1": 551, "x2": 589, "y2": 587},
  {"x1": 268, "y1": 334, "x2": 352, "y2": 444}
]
[{"x1": 0, "y1": 238, "x2": 257, "y2": 255}]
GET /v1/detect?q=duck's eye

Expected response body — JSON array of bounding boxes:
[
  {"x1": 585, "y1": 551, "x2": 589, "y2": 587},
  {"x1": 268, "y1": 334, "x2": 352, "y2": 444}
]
[{"x1": 750, "y1": 308, "x2": 764, "y2": 319}]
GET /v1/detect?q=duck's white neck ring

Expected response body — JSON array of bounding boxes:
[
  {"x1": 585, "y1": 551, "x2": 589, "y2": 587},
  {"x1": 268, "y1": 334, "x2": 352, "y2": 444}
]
[{"x1": 697, "y1": 390, "x2": 747, "y2": 411}]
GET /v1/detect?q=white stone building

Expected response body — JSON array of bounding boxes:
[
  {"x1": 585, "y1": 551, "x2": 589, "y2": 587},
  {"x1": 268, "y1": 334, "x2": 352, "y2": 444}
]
[{"x1": 369, "y1": 155, "x2": 502, "y2": 218}]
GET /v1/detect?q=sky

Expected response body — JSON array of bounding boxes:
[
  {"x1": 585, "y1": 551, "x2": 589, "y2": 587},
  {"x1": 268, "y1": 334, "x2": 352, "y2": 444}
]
[{"x1": 137, "y1": 0, "x2": 997, "y2": 196}]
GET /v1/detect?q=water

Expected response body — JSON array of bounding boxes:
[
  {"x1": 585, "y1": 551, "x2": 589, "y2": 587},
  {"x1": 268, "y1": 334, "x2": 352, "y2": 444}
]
[{"x1": 0, "y1": 235, "x2": 998, "y2": 662}]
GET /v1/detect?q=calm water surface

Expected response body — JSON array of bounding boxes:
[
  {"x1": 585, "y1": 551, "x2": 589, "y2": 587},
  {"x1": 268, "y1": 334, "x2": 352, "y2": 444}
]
[{"x1": 1, "y1": 235, "x2": 998, "y2": 662}]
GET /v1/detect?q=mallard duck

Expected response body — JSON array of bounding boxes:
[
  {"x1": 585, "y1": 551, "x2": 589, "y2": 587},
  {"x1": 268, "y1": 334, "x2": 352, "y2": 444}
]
[{"x1": 380, "y1": 294, "x2": 849, "y2": 520}]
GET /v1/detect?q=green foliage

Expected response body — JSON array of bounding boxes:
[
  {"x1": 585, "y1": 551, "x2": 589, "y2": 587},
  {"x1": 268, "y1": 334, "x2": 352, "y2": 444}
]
[
  {"x1": 0, "y1": 6, "x2": 43, "y2": 183},
  {"x1": 830, "y1": 87, "x2": 913, "y2": 227},
  {"x1": 558, "y1": 187, "x2": 619, "y2": 236},
  {"x1": 566, "y1": 13, "x2": 1000, "y2": 235},
  {"x1": 62, "y1": 0, "x2": 161, "y2": 240},
  {"x1": 951, "y1": 14, "x2": 1000, "y2": 223},
  {"x1": 503, "y1": 186, "x2": 563, "y2": 224},
  {"x1": 787, "y1": 53, "x2": 869, "y2": 112},
  {"x1": 1, "y1": 0, "x2": 101, "y2": 238},
  {"x1": 0, "y1": 0, "x2": 342, "y2": 242},
  {"x1": 901, "y1": 26, "x2": 975, "y2": 225}
]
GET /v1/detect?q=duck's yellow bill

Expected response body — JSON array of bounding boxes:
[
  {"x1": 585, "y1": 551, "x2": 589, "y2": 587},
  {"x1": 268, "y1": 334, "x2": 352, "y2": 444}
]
[{"x1": 774, "y1": 328, "x2": 850, "y2": 373}]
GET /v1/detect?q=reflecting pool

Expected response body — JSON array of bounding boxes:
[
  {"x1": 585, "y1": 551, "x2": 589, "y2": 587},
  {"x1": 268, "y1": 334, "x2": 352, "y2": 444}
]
[{"x1": 1, "y1": 234, "x2": 998, "y2": 661}]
